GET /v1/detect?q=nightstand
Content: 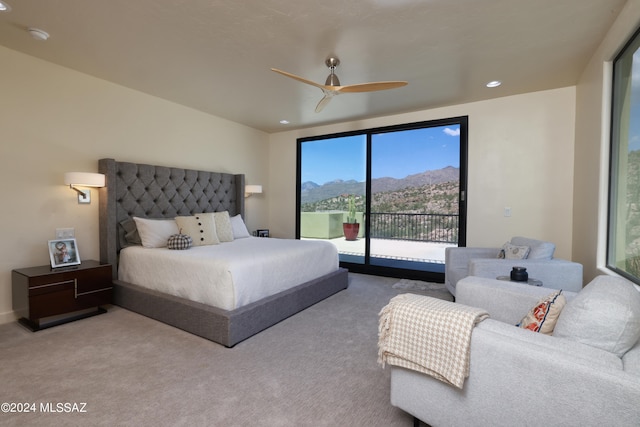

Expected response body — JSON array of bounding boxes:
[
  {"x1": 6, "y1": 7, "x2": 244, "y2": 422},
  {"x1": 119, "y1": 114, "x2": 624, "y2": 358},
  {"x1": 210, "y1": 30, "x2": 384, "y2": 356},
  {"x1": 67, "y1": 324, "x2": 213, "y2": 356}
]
[{"x1": 12, "y1": 260, "x2": 112, "y2": 331}]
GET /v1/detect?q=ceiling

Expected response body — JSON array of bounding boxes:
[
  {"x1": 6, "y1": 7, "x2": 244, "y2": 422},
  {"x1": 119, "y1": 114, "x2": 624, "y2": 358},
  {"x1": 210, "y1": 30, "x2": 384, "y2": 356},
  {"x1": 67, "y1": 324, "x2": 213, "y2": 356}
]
[{"x1": 0, "y1": 0, "x2": 627, "y2": 133}]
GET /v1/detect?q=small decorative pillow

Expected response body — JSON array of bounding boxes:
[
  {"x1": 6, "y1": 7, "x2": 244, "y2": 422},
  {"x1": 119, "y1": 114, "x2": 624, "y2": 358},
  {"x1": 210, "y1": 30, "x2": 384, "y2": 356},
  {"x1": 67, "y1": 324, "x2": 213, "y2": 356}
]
[
  {"x1": 498, "y1": 242, "x2": 530, "y2": 259},
  {"x1": 517, "y1": 290, "x2": 566, "y2": 335},
  {"x1": 175, "y1": 213, "x2": 220, "y2": 246},
  {"x1": 167, "y1": 230, "x2": 193, "y2": 250}
]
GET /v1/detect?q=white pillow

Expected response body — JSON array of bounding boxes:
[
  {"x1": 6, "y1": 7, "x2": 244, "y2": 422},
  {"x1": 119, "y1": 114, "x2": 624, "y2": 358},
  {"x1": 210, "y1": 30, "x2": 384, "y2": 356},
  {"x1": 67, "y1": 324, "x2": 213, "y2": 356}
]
[
  {"x1": 230, "y1": 214, "x2": 251, "y2": 239},
  {"x1": 175, "y1": 213, "x2": 220, "y2": 246},
  {"x1": 214, "y1": 211, "x2": 234, "y2": 242},
  {"x1": 132, "y1": 217, "x2": 179, "y2": 248}
]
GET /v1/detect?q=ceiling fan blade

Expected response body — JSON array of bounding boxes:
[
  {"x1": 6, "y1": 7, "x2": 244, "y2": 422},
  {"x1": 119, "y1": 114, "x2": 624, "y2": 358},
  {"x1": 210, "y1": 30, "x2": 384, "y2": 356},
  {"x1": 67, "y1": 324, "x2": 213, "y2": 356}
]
[
  {"x1": 337, "y1": 81, "x2": 408, "y2": 93},
  {"x1": 315, "y1": 93, "x2": 334, "y2": 113},
  {"x1": 271, "y1": 68, "x2": 327, "y2": 90}
]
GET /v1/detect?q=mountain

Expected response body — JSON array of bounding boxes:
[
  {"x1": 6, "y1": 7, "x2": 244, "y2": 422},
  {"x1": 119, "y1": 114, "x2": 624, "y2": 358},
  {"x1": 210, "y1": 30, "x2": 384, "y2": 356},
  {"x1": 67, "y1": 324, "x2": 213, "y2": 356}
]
[{"x1": 301, "y1": 166, "x2": 459, "y2": 204}]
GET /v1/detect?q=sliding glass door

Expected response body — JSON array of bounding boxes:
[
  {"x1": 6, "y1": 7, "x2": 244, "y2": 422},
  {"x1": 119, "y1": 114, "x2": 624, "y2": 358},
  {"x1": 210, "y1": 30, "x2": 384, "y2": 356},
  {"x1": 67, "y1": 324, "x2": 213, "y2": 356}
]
[{"x1": 297, "y1": 117, "x2": 467, "y2": 280}]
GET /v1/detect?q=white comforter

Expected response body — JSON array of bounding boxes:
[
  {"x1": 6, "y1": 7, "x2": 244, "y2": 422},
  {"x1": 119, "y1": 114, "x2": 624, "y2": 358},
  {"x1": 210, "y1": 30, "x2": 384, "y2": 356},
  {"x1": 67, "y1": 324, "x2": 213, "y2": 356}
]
[{"x1": 118, "y1": 237, "x2": 339, "y2": 311}]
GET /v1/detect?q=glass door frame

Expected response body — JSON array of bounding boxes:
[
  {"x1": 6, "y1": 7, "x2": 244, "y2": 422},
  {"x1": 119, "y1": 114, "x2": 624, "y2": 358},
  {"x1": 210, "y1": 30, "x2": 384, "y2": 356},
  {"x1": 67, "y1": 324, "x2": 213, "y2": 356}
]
[{"x1": 296, "y1": 116, "x2": 468, "y2": 282}]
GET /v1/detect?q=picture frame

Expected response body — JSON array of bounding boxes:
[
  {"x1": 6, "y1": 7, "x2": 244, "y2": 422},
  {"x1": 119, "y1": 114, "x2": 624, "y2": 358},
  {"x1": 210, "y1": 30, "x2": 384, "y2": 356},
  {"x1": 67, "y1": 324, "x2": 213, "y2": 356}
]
[
  {"x1": 257, "y1": 229, "x2": 270, "y2": 238},
  {"x1": 48, "y1": 238, "x2": 81, "y2": 268}
]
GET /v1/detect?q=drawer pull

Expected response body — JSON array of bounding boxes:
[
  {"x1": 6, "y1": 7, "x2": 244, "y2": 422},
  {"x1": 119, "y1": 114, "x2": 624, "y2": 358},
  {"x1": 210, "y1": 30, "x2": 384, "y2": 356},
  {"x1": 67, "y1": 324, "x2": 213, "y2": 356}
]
[
  {"x1": 75, "y1": 287, "x2": 113, "y2": 298},
  {"x1": 31, "y1": 279, "x2": 76, "y2": 290}
]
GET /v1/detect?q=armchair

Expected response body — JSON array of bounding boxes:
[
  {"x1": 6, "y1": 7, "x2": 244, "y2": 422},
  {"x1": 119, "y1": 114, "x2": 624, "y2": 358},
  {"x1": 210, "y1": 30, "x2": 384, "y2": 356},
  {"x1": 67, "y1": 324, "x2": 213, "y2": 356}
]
[
  {"x1": 445, "y1": 236, "x2": 583, "y2": 296},
  {"x1": 389, "y1": 275, "x2": 640, "y2": 427}
]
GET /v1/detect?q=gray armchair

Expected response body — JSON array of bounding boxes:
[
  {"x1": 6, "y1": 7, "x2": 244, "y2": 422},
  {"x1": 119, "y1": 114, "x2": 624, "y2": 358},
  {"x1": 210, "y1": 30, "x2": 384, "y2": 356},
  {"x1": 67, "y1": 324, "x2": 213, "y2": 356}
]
[
  {"x1": 445, "y1": 236, "x2": 583, "y2": 296},
  {"x1": 389, "y1": 275, "x2": 640, "y2": 427}
]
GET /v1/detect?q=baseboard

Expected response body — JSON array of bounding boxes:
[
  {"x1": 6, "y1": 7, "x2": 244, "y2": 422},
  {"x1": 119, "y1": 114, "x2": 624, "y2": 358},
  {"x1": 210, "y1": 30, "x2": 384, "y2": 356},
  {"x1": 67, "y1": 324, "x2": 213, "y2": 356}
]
[{"x1": 0, "y1": 310, "x2": 18, "y2": 325}]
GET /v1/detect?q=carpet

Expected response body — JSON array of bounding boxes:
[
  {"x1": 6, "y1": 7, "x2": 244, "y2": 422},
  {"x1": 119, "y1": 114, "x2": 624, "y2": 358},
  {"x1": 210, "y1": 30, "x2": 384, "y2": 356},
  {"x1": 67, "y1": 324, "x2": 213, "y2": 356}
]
[
  {"x1": 0, "y1": 273, "x2": 418, "y2": 427},
  {"x1": 392, "y1": 278, "x2": 454, "y2": 301}
]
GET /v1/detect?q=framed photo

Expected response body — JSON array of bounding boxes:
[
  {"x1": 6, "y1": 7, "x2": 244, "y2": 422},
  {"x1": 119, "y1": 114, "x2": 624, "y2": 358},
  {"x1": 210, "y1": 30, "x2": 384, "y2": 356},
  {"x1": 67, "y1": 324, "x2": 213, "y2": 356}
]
[
  {"x1": 257, "y1": 229, "x2": 270, "y2": 238},
  {"x1": 48, "y1": 238, "x2": 81, "y2": 268}
]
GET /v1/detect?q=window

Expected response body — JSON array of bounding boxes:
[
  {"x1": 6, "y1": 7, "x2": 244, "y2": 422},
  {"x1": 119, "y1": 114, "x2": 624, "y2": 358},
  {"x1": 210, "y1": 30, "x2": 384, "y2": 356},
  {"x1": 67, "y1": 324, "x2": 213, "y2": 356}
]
[
  {"x1": 608, "y1": 26, "x2": 640, "y2": 283},
  {"x1": 297, "y1": 117, "x2": 467, "y2": 280}
]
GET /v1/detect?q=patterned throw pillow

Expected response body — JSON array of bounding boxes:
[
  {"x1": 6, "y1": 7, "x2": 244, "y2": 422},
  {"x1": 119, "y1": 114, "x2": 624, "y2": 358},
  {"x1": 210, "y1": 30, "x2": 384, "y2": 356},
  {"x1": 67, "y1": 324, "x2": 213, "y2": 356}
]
[
  {"x1": 498, "y1": 242, "x2": 531, "y2": 259},
  {"x1": 516, "y1": 290, "x2": 566, "y2": 335},
  {"x1": 167, "y1": 231, "x2": 193, "y2": 250}
]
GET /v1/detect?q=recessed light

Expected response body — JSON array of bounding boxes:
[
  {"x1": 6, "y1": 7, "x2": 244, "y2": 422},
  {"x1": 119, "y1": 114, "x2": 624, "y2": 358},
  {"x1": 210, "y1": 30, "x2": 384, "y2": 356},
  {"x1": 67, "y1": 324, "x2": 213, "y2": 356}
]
[
  {"x1": 279, "y1": 120, "x2": 290, "y2": 125},
  {"x1": 0, "y1": 1, "x2": 11, "y2": 12},
  {"x1": 486, "y1": 80, "x2": 502, "y2": 88}
]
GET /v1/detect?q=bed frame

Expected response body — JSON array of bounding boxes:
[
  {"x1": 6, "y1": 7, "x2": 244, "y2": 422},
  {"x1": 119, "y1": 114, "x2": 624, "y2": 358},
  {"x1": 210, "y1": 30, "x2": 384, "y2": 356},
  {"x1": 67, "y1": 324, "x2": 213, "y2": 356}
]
[{"x1": 98, "y1": 158, "x2": 348, "y2": 347}]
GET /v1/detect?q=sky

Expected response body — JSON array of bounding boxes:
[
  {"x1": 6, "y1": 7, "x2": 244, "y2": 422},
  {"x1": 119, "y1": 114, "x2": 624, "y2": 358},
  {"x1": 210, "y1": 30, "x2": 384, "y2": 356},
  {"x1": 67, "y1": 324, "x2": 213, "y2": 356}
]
[{"x1": 301, "y1": 125, "x2": 461, "y2": 184}]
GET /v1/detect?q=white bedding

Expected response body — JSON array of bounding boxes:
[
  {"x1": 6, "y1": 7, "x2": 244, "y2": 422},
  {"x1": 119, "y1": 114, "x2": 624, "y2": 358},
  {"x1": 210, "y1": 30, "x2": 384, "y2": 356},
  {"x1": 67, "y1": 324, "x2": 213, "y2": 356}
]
[{"x1": 118, "y1": 237, "x2": 339, "y2": 311}]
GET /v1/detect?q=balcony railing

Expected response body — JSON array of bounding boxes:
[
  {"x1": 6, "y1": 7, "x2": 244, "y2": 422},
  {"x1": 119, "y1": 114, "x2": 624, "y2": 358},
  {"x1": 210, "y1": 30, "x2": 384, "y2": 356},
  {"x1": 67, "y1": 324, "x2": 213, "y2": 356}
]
[{"x1": 369, "y1": 212, "x2": 458, "y2": 244}]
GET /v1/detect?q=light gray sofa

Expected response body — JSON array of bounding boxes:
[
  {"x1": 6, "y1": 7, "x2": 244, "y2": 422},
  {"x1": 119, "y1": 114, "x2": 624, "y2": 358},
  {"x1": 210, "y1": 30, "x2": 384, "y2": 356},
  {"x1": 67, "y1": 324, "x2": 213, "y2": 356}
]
[
  {"x1": 389, "y1": 275, "x2": 640, "y2": 427},
  {"x1": 445, "y1": 236, "x2": 583, "y2": 296}
]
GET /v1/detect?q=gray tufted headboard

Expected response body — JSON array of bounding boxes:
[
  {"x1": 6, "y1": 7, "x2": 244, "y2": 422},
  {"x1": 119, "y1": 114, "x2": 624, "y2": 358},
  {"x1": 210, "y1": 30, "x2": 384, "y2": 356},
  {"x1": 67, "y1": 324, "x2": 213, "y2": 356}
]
[{"x1": 98, "y1": 158, "x2": 245, "y2": 276}]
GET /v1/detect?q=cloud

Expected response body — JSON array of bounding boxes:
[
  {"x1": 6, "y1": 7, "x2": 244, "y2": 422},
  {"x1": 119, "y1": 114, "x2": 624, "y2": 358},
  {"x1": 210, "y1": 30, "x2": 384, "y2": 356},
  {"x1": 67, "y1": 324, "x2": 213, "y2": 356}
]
[{"x1": 443, "y1": 127, "x2": 460, "y2": 136}]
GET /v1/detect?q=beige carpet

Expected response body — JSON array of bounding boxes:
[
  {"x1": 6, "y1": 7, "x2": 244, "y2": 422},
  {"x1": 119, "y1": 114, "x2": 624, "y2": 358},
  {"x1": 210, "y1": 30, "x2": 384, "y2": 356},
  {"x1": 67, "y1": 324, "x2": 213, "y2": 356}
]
[
  {"x1": 392, "y1": 278, "x2": 454, "y2": 301},
  {"x1": 0, "y1": 273, "x2": 447, "y2": 427}
]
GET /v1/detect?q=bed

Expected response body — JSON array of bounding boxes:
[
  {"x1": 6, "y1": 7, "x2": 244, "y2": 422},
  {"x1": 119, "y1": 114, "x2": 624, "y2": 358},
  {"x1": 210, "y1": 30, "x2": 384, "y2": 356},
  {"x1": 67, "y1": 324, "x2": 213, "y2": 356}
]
[{"x1": 98, "y1": 158, "x2": 348, "y2": 347}]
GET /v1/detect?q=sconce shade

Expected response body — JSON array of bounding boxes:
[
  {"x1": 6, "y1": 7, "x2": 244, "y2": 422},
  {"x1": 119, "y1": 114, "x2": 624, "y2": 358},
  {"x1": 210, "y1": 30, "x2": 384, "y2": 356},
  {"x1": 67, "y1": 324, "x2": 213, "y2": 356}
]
[
  {"x1": 245, "y1": 185, "x2": 263, "y2": 194},
  {"x1": 64, "y1": 172, "x2": 105, "y2": 187}
]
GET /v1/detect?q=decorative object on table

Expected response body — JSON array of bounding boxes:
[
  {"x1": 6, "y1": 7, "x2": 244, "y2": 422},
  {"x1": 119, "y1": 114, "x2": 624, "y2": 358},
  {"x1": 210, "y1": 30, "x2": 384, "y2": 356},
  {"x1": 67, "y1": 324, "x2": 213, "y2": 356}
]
[
  {"x1": 257, "y1": 229, "x2": 269, "y2": 237},
  {"x1": 343, "y1": 194, "x2": 360, "y2": 241},
  {"x1": 48, "y1": 238, "x2": 81, "y2": 268},
  {"x1": 510, "y1": 266, "x2": 528, "y2": 282}
]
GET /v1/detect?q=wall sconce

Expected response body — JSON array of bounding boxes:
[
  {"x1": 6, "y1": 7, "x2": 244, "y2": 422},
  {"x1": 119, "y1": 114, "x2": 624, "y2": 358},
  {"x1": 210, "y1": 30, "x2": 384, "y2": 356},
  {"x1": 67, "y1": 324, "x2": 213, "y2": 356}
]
[
  {"x1": 245, "y1": 185, "x2": 263, "y2": 198},
  {"x1": 64, "y1": 172, "x2": 105, "y2": 204}
]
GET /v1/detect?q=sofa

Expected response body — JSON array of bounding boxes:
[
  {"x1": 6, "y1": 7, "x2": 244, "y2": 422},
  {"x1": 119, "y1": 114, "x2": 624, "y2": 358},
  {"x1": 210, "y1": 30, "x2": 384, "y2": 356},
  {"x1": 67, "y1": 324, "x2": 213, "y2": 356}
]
[
  {"x1": 389, "y1": 275, "x2": 640, "y2": 427},
  {"x1": 444, "y1": 236, "x2": 583, "y2": 296}
]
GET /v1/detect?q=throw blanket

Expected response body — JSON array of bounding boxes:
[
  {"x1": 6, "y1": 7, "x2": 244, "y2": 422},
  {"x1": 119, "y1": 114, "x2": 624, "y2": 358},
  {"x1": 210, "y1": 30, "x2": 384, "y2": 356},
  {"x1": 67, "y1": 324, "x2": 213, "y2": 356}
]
[{"x1": 378, "y1": 294, "x2": 489, "y2": 389}]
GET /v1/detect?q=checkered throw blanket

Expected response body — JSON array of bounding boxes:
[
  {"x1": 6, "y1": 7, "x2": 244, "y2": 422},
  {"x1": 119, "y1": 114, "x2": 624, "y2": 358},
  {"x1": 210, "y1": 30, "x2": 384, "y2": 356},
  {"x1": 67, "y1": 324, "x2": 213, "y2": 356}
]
[{"x1": 378, "y1": 294, "x2": 489, "y2": 389}]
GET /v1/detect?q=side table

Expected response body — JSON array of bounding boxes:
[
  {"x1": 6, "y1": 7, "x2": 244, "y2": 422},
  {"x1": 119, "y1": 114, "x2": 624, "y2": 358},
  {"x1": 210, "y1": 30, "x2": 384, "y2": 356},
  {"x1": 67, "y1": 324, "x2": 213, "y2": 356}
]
[
  {"x1": 496, "y1": 275, "x2": 543, "y2": 287},
  {"x1": 12, "y1": 260, "x2": 113, "y2": 331}
]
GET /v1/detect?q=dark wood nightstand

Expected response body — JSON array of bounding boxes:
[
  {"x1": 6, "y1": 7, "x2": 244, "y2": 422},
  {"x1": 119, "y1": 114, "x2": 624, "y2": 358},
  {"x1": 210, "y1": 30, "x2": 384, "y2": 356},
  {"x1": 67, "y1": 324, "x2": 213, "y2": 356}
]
[{"x1": 12, "y1": 260, "x2": 113, "y2": 331}]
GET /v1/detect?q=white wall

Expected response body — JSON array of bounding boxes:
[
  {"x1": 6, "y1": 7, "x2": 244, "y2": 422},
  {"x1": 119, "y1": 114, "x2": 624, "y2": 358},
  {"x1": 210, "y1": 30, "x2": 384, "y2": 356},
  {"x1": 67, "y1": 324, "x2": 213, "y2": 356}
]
[
  {"x1": 268, "y1": 87, "x2": 576, "y2": 261},
  {"x1": 573, "y1": 0, "x2": 640, "y2": 281},
  {"x1": 0, "y1": 46, "x2": 269, "y2": 323}
]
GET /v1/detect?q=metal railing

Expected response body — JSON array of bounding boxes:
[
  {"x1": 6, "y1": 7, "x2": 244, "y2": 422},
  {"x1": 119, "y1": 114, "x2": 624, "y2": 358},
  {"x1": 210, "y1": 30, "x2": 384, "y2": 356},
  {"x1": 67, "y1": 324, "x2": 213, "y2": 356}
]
[{"x1": 369, "y1": 212, "x2": 459, "y2": 244}]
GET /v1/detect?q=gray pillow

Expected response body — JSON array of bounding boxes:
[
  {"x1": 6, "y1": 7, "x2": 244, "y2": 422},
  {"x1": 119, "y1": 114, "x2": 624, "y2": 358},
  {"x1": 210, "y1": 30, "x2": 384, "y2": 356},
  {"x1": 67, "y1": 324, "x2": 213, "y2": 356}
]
[
  {"x1": 553, "y1": 276, "x2": 640, "y2": 357},
  {"x1": 510, "y1": 236, "x2": 555, "y2": 259}
]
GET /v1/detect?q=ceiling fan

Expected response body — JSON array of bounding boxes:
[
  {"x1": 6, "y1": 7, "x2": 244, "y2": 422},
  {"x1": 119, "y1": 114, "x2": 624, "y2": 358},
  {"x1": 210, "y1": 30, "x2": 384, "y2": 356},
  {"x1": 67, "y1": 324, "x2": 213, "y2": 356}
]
[{"x1": 271, "y1": 57, "x2": 408, "y2": 113}]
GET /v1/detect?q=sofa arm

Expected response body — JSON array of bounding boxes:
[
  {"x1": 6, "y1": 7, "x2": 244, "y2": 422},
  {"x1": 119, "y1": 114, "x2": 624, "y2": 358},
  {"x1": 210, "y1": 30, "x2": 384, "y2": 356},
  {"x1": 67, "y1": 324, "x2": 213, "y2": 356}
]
[
  {"x1": 445, "y1": 247, "x2": 501, "y2": 295},
  {"x1": 469, "y1": 258, "x2": 583, "y2": 292},
  {"x1": 457, "y1": 276, "x2": 577, "y2": 324}
]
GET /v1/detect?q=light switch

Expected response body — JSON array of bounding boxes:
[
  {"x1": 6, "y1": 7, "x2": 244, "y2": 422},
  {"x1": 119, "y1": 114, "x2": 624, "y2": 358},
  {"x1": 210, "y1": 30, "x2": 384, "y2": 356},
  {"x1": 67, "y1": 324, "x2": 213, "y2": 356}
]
[
  {"x1": 55, "y1": 228, "x2": 75, "y2": 239},
  {"x1": 504, "y1": 207, "x2": 512, "y2": 217}
]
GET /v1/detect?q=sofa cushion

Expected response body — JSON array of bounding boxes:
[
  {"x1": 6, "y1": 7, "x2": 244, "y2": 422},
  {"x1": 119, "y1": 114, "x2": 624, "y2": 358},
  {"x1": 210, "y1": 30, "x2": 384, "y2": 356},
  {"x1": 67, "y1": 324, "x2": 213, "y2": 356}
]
[
  {"x1": 499, "y1": 242, "x2": 530, "y2": 259},
  {"x1": 517, "y1": 290, "x2": 566, "y2": 334},
  {"x1": 554, "y1": 276, "x2": 640, "y2": 357},
  {"x1": 510, "y1": 236, "x2": 555, "y2": 259}
]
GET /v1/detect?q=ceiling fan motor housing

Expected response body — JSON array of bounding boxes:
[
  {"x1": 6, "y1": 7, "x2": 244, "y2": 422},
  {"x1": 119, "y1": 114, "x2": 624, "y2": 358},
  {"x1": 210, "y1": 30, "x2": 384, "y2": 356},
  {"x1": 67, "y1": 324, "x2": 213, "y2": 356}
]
[{"x1": 324, "y1": 57, "x2": 341, "y2": 86}]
